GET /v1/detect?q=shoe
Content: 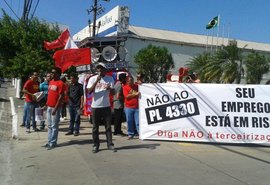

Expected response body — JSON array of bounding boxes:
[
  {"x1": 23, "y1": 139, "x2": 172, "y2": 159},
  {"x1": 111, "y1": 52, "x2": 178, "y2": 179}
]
[
  {"x1": 20, "y1": 123, "x2": 25, "y2": 127},
  {"x1": 108, "y1": 145, "x2": 117, "y2": 152},
  {"x1": 73, "y1": 131, "x2": 80, "y2": 136},
  {"x1": 92, "y1": 146, "x2": 99, "y2": 154},
  {"x1": 43, "y1": 143, "x2": 49, "y2": 148},
  {"x1": 25, "y1": 129, "x2": 30, "y2": 133},
  {"x1": 127, "y1": 135, "x2": 133, "y2": 140},
  {"x1": 65, "y1": 131, "x2": 73, "y2": 135},
  {"x1": 33, "y1": 128, "x2": 40, "y2": 132},
  {"x1": 47, "y1": 145, "x2": 55, "y2": 150},
  {"x1": 39, "y1": 127, "x2": 45, "y2": 130},
  {"x1": 47, "y1": 144, "x2": 56, "y2": 150}
]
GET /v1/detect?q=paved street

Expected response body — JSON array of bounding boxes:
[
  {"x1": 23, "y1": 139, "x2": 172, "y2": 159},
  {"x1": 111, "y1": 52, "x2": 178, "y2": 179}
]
[{"x1": 0, "y1": 82, "x2": 270, "y2": 185}]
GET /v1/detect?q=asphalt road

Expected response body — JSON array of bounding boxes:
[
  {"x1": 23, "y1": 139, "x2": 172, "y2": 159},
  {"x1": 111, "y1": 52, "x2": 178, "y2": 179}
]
[{"x1": 0, "y1": 82, "x2": 270, "y2": 185}]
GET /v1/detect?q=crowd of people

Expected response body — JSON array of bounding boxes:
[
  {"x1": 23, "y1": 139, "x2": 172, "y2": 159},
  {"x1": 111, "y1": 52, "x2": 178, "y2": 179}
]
[{"x1": 20, "y1": 63, "x2": 141, "y2": 153}]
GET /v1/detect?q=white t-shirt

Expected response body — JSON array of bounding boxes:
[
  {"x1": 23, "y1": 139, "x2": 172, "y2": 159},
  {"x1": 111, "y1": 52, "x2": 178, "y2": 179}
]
[{"x1": 87, "y1": 75, "x2": 114, "y2": 108}]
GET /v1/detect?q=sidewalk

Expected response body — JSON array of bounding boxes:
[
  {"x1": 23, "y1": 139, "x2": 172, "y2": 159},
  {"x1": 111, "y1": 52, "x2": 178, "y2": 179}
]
[
  {"x1": 8, "y1": 83, "x2": 130, "y2": 149},
  {"x1": 11, "y1": 84, "x2": 128, "y2": 147}
]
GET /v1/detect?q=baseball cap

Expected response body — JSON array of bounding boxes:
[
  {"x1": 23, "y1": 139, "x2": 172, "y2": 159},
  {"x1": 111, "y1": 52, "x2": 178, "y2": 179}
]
[{"x1": 95, "y1": 62, "x2": 106, "y2": 69}]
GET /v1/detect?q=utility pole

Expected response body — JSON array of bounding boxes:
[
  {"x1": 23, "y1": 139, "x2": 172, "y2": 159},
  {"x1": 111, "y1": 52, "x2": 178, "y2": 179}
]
[
  {"x1": 92, "y1": 0, "x2": 97, "y2": 37},
  {"x1": 87, "y1": 0, "x2": 109, "y2": 38},
  {"x1": 92, "y1": 0, "x2": 98, "y2": 38}
]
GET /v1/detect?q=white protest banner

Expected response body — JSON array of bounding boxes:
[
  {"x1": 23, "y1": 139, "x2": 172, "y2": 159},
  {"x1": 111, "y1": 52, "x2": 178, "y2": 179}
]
[{"x1": 139, "y1": 83, "x2": 270, "y2": 144}]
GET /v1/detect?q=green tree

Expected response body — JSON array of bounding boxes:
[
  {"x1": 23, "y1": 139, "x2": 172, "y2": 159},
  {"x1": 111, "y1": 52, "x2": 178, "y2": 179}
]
[
  {"x1": 0, "y1": 10, "x2": 61, "y2": 80},
  {"x1": 187, "y1": 52, "x2": 212, "y2": 83},
  {"x1": 245, "y1": 51, "x2": 269, "y2": 84},
  {"x1": 216, "y1": 40, "x2": 244, "y2": 84},
  {"x1": 188, "y1": 40, "x2": 245, "y2": 84},
  {"x1": 134, "y1": 44, "x2": 174, "y2": 83}
]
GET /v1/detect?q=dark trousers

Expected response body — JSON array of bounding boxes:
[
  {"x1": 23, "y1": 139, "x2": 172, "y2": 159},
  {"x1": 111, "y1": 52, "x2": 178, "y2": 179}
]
[
  {"x1": 113, "y1": 108, "x2": 124, "y2": 135},
  {"x1": 68, "y1": 106, "x2": 81, "y2": 132},
  {"x1": 91, "y1": 107, "x2": 113, "y2": 148},
  {"x1": 61, "y1": 103, "x2": 67, "y2": 118},
  {"x1": 32, "y1": 102, "x2": 39, "y2": 129}
]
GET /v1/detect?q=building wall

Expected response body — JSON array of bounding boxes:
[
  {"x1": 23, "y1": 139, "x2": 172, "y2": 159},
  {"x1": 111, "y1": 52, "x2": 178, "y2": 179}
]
[
  {"x1": 125, "y1": 37, "x2": 208, "y2": 77},
  {"x1": 124, "y1": 37, "x2": 270, "y2": 84}
]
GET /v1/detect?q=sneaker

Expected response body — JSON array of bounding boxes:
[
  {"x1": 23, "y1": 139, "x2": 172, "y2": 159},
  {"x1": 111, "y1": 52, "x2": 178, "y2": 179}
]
[
  {"x1": 108, "y1": 145, "x2": 117, "y2": 152},
  {"x1": 43, "y1": 143, "x2": 49, "y2": 148},
  {"x1": 47, "y1": 145, "x2": 55, "y2": 150},
  {"x1": 92, "y1": 146, "x2": 99, "y2": 154},
  {"x1": 33, "y1": 128, "x2": 40, "y2": 132},
  {"x1": 73, "y1": 131, "x2": 80, "y2": 136},
  {"x1": 127, "y1": 135, "x2": 133, "y2": 140},
  {"x1": 65, "y1": 131, "x2": 73, "y2": 135},
  {"x1": 25, "y1": 129, "x2": 30, "y2": 133}
]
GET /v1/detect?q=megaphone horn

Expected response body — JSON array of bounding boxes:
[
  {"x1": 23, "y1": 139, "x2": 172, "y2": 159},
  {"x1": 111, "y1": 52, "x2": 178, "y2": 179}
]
[
  {"x1": 102, "y1": 46, "x2": 117, "y2": 62},
  {"x1": 91, "y1": 48, "x2": 101, "y2": 63},
  {"x1": 118, "y1": 46, "x2": 127, "y2": 61}
]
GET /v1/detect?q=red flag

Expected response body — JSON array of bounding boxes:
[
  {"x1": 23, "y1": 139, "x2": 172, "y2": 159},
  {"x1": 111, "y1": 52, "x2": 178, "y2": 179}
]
[
  {"x1": 53, "y1": 48, "x2": 91, "y2": 72},
  {"x1": 44, "y1": 29, "x2": 70, "y2": 50}
]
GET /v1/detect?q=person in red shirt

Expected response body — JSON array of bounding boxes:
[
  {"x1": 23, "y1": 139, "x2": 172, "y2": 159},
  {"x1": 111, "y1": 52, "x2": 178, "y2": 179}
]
[
  {"x1": 21, "y1": 72, "x2": 39, "y2": 133},
  {"x1": 45, "y1": 67, "x2": 64, "y2": 150},
  {"x1": 123, "y1": 76, "x2": 140, "y2": 139}
]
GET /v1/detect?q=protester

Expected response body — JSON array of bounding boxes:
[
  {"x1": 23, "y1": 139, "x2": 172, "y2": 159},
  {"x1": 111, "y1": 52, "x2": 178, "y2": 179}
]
[
  {"x1": 185, "y1": 72, "x2": 201, "y2": 83},
  {"x1": 84, "y1": 74, "x2": 94, "y2": 124},
  {"x1": 45, "y1": 67, "x2": 64, "y2": 150},
  {"x1": 87, "y1": 63, "x2": 116, "y2": 153},
  {"x1": 65, "y1": 74, "x2": 84, "y2": 136},
  {"x1": 123, "y1": 76, "x2": 140, "y2": 139},
  {"x1": 20, "y1": 103, "x2": 28, "y2": 128},
  {"x1": 20, "y1": 75, "x2": 31, "y2": 128},
  {"x1": 39, "y1": 73, "x2": 52, "y2": 130},
  {"x1": 136, "y1": 72, "x2": 144, "y2": 85},
  {"x1": 21, "y1": 72, "x2": 40, "y2": 133},
  {"x1": 60, "y1": 76, "x2": 68, "y2": 121},
  {"x1": 113, "y1": 73, "x2": 126, "y2": 136}
]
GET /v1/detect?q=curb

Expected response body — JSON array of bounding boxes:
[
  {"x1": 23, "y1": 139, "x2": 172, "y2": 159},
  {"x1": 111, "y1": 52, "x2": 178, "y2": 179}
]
[{"x1": 9, "y1": 97, "x2": 18, "y2": 139}]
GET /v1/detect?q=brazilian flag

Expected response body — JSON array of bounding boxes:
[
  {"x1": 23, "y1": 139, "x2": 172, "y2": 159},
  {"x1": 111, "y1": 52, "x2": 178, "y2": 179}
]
[{"x1": 206, "y1": 16, "x2": 219, "y2": 29}]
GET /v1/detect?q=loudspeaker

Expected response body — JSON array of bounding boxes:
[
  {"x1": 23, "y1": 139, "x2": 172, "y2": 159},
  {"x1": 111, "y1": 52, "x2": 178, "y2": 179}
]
[
  {"x1": 102, "y1": 46, "x2": 117, "y2": 62},
  {"x1": 118, "y1": 46, "x2": 127, "y2": 61},
  {"x1": 91, "y1": 48, "x2": 101, "y2": 63}
]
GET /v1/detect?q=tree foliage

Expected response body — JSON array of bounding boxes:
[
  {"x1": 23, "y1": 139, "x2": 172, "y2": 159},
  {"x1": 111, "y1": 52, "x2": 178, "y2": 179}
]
[
  {"x1": 0, "y1": 10, "x2": 61, "y2": 79},
  {"x1": 187, "y1": 40, "x2": 269, "y2": 84},
  {"x1": 245, "y1": 51, "x2": 269, "y2": 84},
  {"x1": 134, "y1": 44, "x2": 174, "y2": 83}
]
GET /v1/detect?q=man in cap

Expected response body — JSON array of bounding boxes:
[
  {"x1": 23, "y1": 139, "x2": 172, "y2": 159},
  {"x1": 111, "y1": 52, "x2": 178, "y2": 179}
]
[{"x1": 87, "y1": 63, "x2": 116, "y2": 153}]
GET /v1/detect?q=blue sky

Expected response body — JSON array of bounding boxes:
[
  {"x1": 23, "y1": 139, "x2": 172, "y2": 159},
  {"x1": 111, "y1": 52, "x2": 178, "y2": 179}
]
[{"x1": 1, "y1": 0, "x2": 270, "y2": 43}]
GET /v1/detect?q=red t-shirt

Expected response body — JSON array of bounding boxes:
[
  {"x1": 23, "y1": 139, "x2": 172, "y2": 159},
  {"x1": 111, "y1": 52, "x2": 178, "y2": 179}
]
[
  {"x1": 23, "y1": 79, "x2": 39, "y2": 102},
  {"x1": 47, "y1": 79, "x2": 64, "y2": 107},
  {"x1": 123, "y1": 84, "x2": 139, "y2": 109}
]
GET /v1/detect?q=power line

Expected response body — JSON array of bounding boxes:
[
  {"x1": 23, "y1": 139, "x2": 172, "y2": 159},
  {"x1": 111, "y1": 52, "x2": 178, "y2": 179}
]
[{"x1": 3, "y1": 0, "x2": 20, "y2": 20}]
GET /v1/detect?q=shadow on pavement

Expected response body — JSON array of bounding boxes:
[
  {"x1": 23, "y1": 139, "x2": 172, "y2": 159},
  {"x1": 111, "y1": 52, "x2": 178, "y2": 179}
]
[
  {"x1": 117, "y1": 143, "x2": 160, "y2": 150},
  {"x1": 0, "y1": 98, "x2": 9, "y2": 102}
]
